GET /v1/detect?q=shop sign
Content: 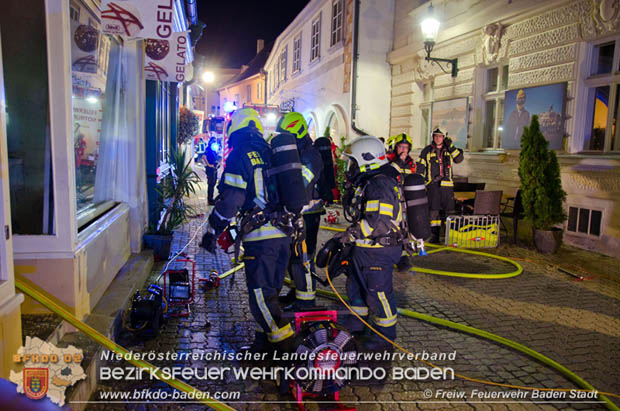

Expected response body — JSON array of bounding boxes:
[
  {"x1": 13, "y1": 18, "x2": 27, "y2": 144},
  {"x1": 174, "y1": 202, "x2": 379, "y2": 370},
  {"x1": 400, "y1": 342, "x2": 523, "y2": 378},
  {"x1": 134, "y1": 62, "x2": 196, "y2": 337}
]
[
  {"x1": 101, "y1": 0, "x2": 178, "y2": 41},
  {"x1": 144, "y1": 31, "x2": 188, "y2": 83}
]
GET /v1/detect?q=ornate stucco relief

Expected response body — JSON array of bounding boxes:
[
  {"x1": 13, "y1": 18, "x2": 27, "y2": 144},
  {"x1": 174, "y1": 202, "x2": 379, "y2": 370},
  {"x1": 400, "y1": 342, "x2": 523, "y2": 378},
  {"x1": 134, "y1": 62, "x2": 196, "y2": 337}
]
[
  {"x1": 507, "y1": 62, "x2": 575, "y2": 88},
  {"x1": 580, "y1": 0, "x2": 620, "y2": 40},
  {"x1": 481, "y1": 23, "x2": 506, "y2": 65},
  {"x1": 509, "y1": 43, "x2": 577, "y2": 73},
  {"x1": 509, "y1": 23, "x2": 580, "y2": 56},
  {"x1": 503, "y1": 0, "x2": 585, "y2": 40}
]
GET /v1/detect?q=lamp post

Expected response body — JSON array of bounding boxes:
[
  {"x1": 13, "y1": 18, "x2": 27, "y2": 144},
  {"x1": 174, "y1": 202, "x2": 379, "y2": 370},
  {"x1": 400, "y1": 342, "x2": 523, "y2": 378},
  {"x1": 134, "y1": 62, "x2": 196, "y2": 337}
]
[{"x1": 420, "y1": 4, "x2": 458, "y2": 77}]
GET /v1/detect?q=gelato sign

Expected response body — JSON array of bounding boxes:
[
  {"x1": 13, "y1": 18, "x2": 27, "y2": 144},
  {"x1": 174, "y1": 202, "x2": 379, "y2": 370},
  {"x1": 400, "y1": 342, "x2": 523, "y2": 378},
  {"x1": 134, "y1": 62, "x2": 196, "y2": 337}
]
[
  {"x1": 101, "y1": 0, "x2": 176, "y2": 41},
  {"x1": 144, "y1": 31, "x2": 188, "y2": 82}
]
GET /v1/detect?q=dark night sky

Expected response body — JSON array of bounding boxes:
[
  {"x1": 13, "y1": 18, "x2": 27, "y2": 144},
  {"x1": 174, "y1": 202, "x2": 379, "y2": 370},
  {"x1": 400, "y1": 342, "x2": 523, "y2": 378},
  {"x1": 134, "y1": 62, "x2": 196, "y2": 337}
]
[{"x1": 195, "y1": 0, "x2": 310, "y2": 68}]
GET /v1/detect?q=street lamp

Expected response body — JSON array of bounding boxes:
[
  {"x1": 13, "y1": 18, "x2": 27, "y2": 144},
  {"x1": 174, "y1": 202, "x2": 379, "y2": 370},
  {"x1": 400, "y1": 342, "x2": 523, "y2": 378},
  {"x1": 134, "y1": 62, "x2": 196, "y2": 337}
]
[
  {"x1": 420, "y1": 4, "x2": 458, "y2": 77},
  {"x1": 202, "y1": 71, "x2": 215, "y2": 84}
]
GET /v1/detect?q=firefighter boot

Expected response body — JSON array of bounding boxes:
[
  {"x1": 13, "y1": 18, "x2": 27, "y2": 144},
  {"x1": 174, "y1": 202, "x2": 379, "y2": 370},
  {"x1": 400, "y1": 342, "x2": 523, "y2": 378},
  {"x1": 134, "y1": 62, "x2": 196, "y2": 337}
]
[
  {"x1": 396, "y1": 255, "x2": 411, "y2": 271},
  {"x1": 239, "y1": 331, "x2": 270, "y2": 354},
  {"x1": 283, "y1": 299, "x2": 316, "y2": 312},
  {"x1": 278, "y1": 288, "x2": 296, "y2": 304},
  {"x1": 429, "y1": 226, "x2": 441, "y2": 244}
]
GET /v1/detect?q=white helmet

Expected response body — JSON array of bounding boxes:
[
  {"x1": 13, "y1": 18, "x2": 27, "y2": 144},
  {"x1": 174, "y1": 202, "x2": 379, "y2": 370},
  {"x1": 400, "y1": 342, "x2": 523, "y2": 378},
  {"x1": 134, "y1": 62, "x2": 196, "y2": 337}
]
[{"x1": 344, "y1": 135, "x2": 388, "y2": 168}]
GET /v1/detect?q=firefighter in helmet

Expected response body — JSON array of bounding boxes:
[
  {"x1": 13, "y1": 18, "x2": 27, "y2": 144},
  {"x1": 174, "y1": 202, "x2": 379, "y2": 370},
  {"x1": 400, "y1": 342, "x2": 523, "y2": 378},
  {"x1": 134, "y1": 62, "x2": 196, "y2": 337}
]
[
  {"x1": 275, "y1": 112, "x2": 323, "y2": 310},
  {"x1": 418, "y1": 127, "x2": 464, "y2": 243},
  {"x1": 335, "y1": 136, "x2": 404, "y2": 350},
  {"x1": 200, "y1": 108, "x2": 294, "y2": 351},
  {"x1": 386, "y1": 133, "x2": 416, "y2": 176},
  {"x1": 200, "y1": 135, "x2": 222, "y2": 205}
]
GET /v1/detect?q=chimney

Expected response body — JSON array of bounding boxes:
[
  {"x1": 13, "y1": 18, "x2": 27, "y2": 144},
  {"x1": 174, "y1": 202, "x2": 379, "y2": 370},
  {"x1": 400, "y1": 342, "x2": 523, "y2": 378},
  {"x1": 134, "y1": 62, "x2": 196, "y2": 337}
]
[{"x1": 257, "y1": 39, "x2": 264, "y2": 55}]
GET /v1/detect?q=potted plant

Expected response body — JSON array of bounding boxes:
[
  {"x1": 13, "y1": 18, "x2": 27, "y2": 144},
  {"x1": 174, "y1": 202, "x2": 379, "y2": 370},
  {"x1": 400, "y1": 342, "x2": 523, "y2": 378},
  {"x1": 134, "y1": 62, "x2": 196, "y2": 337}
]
[
  {"x1": 144, "y1": 150, "x2": 201, "y2": 259},
  {"x1": 518, "y1": 115, "x2": 567, "y2": 254}
]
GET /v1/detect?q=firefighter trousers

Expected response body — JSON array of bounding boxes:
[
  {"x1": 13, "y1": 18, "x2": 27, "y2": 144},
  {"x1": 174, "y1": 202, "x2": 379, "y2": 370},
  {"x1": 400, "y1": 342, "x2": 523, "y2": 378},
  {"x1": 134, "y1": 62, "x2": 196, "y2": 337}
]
[
  {"x1": 346, "y1": 246, "x2": 402, "y2": 340},
  {"x1": 243, "y1": 237, "x2": 295, "y2": 343},
  {"x1": 427, "y1": 183, "x2": 455, "y2": 238},
  {"x1": 205, "y1": 166, "x2": 217, "y2": 202}
]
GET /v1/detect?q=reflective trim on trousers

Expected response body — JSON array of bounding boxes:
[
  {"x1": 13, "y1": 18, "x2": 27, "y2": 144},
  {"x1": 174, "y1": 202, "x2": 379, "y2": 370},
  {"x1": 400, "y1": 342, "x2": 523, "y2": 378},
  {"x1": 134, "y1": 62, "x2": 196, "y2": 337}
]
[
  {"x1": 295, "y1": 289, "x2": 316, "y2": 300},
  {"x1": 351, "y1": 305, "x2": 369, "y2": 316},
  {"x1": 431, "y1": 219, "x2": 441, "y2": 227},
  {"x1": 440, "y1": 180, "x2": 454, "y2": 187},
  {"x1": 253, "y1": 288, "x2": 277, "y2": 332},
  {"x1": 373, "y1": 314, "x2": 397, "y2": 327},
  {"x1": 268, "y1": 322, "x2": 294, "y2": 343}
]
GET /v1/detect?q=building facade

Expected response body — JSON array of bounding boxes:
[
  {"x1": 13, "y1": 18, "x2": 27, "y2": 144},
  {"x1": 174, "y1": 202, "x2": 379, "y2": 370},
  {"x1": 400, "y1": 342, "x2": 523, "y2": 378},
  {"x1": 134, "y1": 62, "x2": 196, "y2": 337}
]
[
  {"x1": 265, "y1": 0, "x2": 395, "y2": 143},
  {"x1": 389, "y1": 0, "x2": 620, "y2": 257}
]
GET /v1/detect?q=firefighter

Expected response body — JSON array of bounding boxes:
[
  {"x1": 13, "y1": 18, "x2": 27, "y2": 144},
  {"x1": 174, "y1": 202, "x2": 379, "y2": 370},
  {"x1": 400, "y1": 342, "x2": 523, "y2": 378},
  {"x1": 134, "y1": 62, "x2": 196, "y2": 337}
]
[
  {"x1": 200, "y1": 135, "x2": 221, "y2": 205},
  {"x1": 275, "y1": 112, "x2": 323, "y2": 310},
  {"x1": 386, "y1": 133, "x2": 416, "y2": 176},
  {"x1": 386, "y1": 133, "x2": 424, "y2": 271},
  {"x1": 336, "y1": 136, "x2": 405, "y2": 350},
  {"x1": 200, "y1": 108, "x2": 294, "y2": 352},
  {"x1": 418, "y1": 128, "x2": 464, "y2": 243}
]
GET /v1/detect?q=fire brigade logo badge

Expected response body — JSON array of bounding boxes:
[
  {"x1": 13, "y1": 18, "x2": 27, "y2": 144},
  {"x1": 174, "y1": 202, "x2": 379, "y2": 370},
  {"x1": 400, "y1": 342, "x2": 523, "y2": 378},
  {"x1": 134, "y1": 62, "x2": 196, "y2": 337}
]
[{"x1": 23, "y1": 368, "x2": 49, "y2": 400}]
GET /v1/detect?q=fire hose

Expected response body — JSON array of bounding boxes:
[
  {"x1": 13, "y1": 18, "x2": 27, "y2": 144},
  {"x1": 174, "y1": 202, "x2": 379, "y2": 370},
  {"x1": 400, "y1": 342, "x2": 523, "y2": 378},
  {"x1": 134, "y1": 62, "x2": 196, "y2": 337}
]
[{"x1": 316, "y1": 225, "x2": 619, "y2": 410}]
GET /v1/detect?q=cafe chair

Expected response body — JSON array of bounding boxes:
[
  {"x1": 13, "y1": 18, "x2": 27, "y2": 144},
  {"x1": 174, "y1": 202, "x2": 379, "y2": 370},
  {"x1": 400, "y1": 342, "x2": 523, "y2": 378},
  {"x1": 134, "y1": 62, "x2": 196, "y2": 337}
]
[
  {"x1": 462, "y1": 190, "x2": 502, "y2": 215},
  {"x1": 500, "y1": 189, "x2": 525, "y2": 244}
]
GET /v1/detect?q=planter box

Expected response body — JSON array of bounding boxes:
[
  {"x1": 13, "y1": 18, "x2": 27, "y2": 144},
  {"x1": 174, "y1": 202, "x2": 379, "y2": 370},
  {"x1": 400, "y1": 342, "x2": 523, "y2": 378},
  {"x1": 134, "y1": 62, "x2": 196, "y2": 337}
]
[
  {"x1": 143, "y1": 234, "x2": 172, "y2": 260},
  {"x1": 533, "y1": 228, "x2": 563, "y2": 254}
]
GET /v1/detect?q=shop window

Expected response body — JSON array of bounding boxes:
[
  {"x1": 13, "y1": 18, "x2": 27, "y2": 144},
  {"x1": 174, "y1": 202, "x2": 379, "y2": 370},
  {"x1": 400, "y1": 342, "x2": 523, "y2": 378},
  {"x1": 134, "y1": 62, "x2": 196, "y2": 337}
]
[
  {"x1": 483, "y1": 65, "x2": 509, "y2": 149},
  {"x1": 70, "y1": 0, "x2": 118, "y2": 222},
  {"x1": 257, "y1": 82, "x2": 262, "y2": 100},
  {"x1": 1, "y1": 0, "x2": 54, "y2": 234},
  {"x1": 583, "y1": 38, "x2": 620, "y2": 152},
  {"x1": 311, "y1": 14, "x2": 321, "y2": 62},
  {"x1": 246, "y1": 85, "x2": 251, "y2": 103},
  {"x1": 420, "y1": 107, "x2": 430, "y2": 146},
  {"x1": 567, "y1": 206, "x2": 602, "y2": 237},
  {"x1": 293, "y1": 33, "x2": 302, "y2": 73},
  {"x1": 331, "y1": 0, "x2": 344, "y2": 47}
]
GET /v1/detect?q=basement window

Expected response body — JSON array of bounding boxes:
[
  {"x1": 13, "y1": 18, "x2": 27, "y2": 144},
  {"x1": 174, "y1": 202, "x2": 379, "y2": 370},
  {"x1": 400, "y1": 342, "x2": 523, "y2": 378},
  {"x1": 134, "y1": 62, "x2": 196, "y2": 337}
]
[{"x1": 567, "y1": 206, "x2": 602, "y2": 237}]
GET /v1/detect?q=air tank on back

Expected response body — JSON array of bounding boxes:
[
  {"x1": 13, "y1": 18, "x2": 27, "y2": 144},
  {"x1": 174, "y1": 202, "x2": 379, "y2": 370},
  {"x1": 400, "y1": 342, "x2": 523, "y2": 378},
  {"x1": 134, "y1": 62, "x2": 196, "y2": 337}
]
[
  {"x1": 269, "y1": 132, "x2": 308, "y2": 214},
  {"x1": 403, "y1": 173, "x2": 431, "y2": 240}
]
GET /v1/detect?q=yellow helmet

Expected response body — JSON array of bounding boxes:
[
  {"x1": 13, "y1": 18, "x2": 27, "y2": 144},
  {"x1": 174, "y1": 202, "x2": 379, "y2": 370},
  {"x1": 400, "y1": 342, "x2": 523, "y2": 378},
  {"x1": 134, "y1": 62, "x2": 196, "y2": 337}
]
[
  {"x1": 227, "y1": 108, "x2": 264, "y2": 136},
  {"x1": 388, "y1": 133, "x2": 412, "y2": 151},
  {"x1": 275, "y1": 111, "x2": 308, "y2": 139}
]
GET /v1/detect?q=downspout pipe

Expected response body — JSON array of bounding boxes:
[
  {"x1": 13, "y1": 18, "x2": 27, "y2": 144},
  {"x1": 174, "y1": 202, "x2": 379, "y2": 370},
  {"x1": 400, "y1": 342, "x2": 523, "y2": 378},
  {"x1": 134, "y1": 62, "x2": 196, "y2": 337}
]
[
  {"x1": 350, "y1": 0, "x2": 369, "y2": 136},
  {"x1": 185, "y1": 0, "x2": 197, "y2": 25}
]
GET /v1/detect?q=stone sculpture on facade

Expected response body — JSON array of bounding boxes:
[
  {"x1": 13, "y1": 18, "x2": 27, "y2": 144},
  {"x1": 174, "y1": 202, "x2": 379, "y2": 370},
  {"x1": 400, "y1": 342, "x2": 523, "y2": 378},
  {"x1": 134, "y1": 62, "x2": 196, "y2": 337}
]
[{"x1": 481, "y1": 23, "x2": 505, "y2": 64}]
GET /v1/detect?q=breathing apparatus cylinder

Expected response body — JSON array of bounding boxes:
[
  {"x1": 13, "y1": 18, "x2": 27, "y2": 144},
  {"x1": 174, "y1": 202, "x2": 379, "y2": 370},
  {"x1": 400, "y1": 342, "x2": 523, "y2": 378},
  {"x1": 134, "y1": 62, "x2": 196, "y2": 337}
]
[
  {"x1": 313, "y1": 136, "x2": 336, "y2": 198},
  {"x1": 403, "y1": 173, "x2": 431, "y2": 240},
  {"x1": 269, "y1": 132, "x2": 308, "y2": 214}
]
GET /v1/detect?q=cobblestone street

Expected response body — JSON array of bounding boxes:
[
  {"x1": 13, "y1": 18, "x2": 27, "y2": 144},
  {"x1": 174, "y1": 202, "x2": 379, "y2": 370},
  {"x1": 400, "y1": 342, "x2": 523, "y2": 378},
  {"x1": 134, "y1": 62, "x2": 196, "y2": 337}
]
[{"x1": 89, "y1": 183, "x2": 620, "y2": 410}]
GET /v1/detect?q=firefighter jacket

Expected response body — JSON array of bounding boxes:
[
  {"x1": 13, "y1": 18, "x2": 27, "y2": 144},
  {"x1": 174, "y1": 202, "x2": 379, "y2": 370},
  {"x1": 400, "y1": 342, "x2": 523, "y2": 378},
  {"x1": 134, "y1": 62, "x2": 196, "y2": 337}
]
[
  {"x1": 297, "y1": 135, "x2": 324, "y2": 215},
  {"x1": 348, "y1": 164, "x2": 404, "y2": 248},
  {"x1": 208, "y1": 129, "x2": 287, "y2": 242},
  {"x1": 387, "y1": 152, "x2": 416, "y2": 178},
  {"x1": 418, "y1": 140, "x2": 464, "y2": 187}
]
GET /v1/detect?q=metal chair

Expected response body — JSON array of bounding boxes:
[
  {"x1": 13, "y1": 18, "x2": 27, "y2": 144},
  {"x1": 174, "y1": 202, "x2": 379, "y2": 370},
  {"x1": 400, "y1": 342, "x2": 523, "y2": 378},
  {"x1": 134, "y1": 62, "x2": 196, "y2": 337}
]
[{"x1": 500, "y1": 189, "x2": 525, "y2": 243}]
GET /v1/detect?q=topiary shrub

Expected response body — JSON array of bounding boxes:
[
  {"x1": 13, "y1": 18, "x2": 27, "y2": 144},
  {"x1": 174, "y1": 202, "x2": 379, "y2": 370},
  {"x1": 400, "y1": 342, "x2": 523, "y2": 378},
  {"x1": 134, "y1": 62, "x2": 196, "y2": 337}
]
[{"x1": 518, "y1": 115, "x2": 566, "y2": 231}]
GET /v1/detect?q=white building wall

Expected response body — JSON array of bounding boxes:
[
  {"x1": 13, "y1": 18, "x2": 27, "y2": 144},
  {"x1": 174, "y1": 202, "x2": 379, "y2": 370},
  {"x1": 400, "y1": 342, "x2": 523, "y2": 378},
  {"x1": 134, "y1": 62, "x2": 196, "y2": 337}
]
[
  {"x1": 266, "y1": 0, "x2": 394, "y2": 144},
  {"x1": 355, "y1": 0, "x2": 394, "y2": 137}
]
